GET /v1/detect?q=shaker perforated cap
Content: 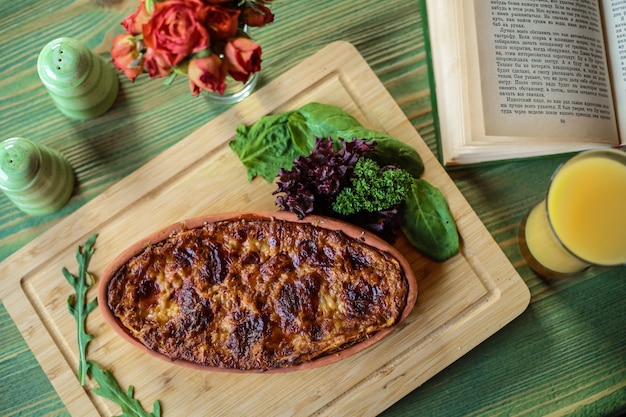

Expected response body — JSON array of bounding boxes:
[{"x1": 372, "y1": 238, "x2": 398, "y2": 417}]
[
  {"x1": 37, "y1": 37, "x2": 93, "y2": 91},
  {"x1": 0, "y1": 137, "x2": 42, "y2": 191},
  {"x1": 0, "y1": 137, "x2": 75, "y2": 215},
  {"x1": 37, "y1": 37, "x2": 119, "y2": 119}
]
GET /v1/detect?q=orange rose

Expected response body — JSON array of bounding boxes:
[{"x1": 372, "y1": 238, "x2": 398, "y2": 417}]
[
  {"x1": 121, "y1": 0, "x2": 151, "y2": 36},
  {"x1": 242, "y1": 4, "x2": 274, "y2": 27},
  {"x1": 203, "y1": 0, "x2": 235, "y2": 5},
  {"x1": 111, "y1": 34, "x2": 144, "y2": 81},
  {"x1": 204, "y1": 5, "x2": 240, "y2": 40},
  {"x1": 224, "y1": 37, "x2": 262, "y2": 83},
  {"x1": 188, "y1": 55, "x2": 227, "y2": 95},
  {"x1": 143, "y1": 0, "x2": 211, "y2": 68},
  {"x1": 143, "y1": 48, "x2": 172, "y2": 78}
]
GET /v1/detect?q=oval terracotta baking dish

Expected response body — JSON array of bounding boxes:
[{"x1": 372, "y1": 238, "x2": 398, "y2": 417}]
[{"x1": 98, "y1": 211, "x2": 418, "y2": 373}]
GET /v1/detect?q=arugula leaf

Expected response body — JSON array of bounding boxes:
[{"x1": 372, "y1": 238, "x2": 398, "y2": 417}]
[
  {"x1": 63, "y1": 235, "x2": 162, "y2": 415},
  {"x1": 62, "y1": 233, "x2": 98, "y2": 386},
  {"x1": 88, "y1": 361, "x2": 161, "y2": 417}
]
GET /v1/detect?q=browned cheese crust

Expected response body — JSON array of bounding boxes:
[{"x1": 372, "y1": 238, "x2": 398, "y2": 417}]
[{"x1": 107, "y1": 218, "x2": 408, "y2": 370}]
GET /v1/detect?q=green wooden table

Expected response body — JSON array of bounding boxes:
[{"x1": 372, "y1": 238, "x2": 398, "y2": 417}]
[{"x1": 1, "y1": 0, "x2": 624, "y2": 416}]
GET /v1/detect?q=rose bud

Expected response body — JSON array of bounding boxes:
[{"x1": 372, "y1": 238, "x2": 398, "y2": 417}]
[
  {"x1": 188, "y1": 54, "x2": 227, "y2": 95},
  {"x1": 121, "y1": 0, "x2": 151, "y2": 36},
  {"x1": 111, "y1": 34, "x2": 144, "y2": 81},
  {"x1": 143, "y1": 48, "x2": 173, "y2": 78},
  {"x1": 205, "y1": 5, "x2": 241, "y2": 40},
  {"x1": 242, "y1": 4, "x2": 274, "y2": 27},
  {"x1": 224, "y1": 37, "x2": 262, "y2": 83}
]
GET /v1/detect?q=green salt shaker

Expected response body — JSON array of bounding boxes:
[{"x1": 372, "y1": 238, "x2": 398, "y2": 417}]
[
  {"x1": 0, "y1": 137, "x2": 75, "y2": 215},
  {"x1": 37, "y1": 37, "x2": 119, "y2": 120}
]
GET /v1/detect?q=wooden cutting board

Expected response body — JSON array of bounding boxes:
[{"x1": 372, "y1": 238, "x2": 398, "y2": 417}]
[{"x1": 0, "y1": 41, "x2": 530, "y2": 416}]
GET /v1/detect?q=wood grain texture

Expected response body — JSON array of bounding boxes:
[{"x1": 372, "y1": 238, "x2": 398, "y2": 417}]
[
  {"x1": 0, "y1": 40, "x2": 529, "y2": 416},
  {"x1": 0, "y1": 0, "x2": 431, "y2": 261},
  {"x1": 0, "y1": 0, "x2": 624, "y2": 416}
]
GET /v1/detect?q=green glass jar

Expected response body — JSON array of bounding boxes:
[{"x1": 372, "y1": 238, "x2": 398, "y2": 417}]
[{"x1": 0, "y1": 137, "x2": 75, "y2": 215}]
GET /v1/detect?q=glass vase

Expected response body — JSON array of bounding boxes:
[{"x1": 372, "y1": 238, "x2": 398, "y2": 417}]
[{"x1": 205, "y1": 71, "x2": 259, "y2": 105}]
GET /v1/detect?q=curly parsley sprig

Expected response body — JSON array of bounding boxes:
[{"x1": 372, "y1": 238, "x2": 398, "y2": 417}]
[{"x1": 332, "y1": 158, "x2": 413, "y2": 216}]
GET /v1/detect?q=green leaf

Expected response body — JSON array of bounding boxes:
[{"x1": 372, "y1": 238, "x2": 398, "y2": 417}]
[
  {"x1": 63, "y1": 233, "x2": 98, "y2": 385},
  {"x1": 230, "y1": 102, "x2": 424, "y2": 183},
  {"x1": 401, "y1": 179, "x2": 459, "y2": 262},
  {"x1": 229, "y1": 111, "x2": 301, "y2": 182},
  {"x1": 332, "y1": 158, "x2": 414, "y2": 215},
  {"x1": 288, "y1": 103, "x2": 425, "y2": 177},
  {"x1": 88, "y1": 361, "x2": 161, "y2": 417},
  {"x1": 63, "y1": 235, "x2": 163, "y2": 414},
  {"x1": 162, "y1": 72, "x2": 177, "y2": 86},
  {"x1": 364, "y1": 134, "x2": 425, "y2": 178},
  {"x1": 286, "y1": 103, "x2": 364, "y2": 153},
  {"x1": 145, "y1": 0, "x2": 155, "y2": 14}
]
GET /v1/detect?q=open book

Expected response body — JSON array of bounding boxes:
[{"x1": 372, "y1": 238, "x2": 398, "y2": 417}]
[{"x1": 421, "y1": 0, "x2": 626, "y2": 166}]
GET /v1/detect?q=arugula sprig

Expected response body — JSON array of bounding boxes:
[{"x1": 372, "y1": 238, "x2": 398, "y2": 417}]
[
  {"x1": 62, "y1": 233, "x2": 98, "y2": 386},
  {"x1": 88, "y1": 360, "x2": 161, "y2": 417},
  {"x1": 64, "y1": 234, "x2": 162, "y2": 416}
]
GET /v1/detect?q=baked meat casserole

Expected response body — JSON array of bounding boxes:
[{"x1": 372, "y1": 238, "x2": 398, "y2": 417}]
[{"x1": 103, "y1": 213, "x2": 415, "y2": 371}]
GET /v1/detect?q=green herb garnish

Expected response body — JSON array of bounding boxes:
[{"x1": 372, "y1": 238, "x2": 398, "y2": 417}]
[
  {"x1": 64, "y1": 235, "x2": 162, "y2": 416},
  {"x1": 62, "y1": 233, "x2": 98, "y2": 386},
  {"x1": 88, "y1": 361, "x2": 161, "y2": 417},
  {"x1": 231, "y1": 102, "x2": 424, "y2": 182},
  {"x1": 232, "y1": 102, "x2": 459, "y2": 261},
  {"x1": 402, "y1": 179, "x2": 459, "y2": 262},
  {"x1": 232, "y1": 111, "x2": 301, "y2": 181},
  {"x1": 332, "y1": 158, "x2": 414, "y2": 216}
]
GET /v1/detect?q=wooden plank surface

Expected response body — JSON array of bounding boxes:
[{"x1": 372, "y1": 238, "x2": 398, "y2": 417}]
[
  {"x1": 3, "y1": 1, "x2": 625, "y2": 416},
  {"x1": 0, "y1": 41, "x2": 529, "y2": 416}
]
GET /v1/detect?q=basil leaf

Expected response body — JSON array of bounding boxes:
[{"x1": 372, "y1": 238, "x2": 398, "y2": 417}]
[
  {"x1": 287, "y1": 102, "x2": 364, "y2": 152},
  {"x1": 288, "y1": 103, "x2": 424, "y2": 176},
  {"x1": 230, "y1": 111, "x2": 302, "y2": 182},
  {"x1": 231, "y1": 102, "x2": 424, "y2": 182},
  {"x1": 364, "y1": 134, "x2": 424, "y2": 178},
  {"x1": 402, "y1": 179, "x2": 459, "y2": 261}
]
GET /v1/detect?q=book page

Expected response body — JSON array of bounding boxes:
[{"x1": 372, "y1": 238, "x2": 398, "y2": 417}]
[
  {"x1": 601, "y1": 0, "x2": 626, "y2": 142},
  {"x1": 474, "y1": 0, "x2": 619, "y2": 143}
]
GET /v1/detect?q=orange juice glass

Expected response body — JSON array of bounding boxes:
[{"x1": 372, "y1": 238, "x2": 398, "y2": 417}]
[{"x1": 519, "y1": 149, "x2": 626, "y2": 278}]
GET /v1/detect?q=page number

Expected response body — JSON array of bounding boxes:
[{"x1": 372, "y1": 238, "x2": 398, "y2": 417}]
[{"x1": 560, "y1": 119, "x2": 566, "y2": 124}]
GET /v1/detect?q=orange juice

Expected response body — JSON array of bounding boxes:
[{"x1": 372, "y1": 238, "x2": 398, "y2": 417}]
[
  {"x1": 522, "y1": 202, "x2": 590, "y2": 275},
  {"x1": 548, "y1": 152, "x2": 626, "y2": 265},
  {"x1": 521, "y1": 149, "x2": 626, "y2": 276}
]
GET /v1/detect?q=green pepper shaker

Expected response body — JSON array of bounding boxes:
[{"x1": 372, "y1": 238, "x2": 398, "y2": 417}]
[
  {"x1": 0, "y1": 137, "x2": 75, "y2": 215},
  {"x1": 37, "y1": 37, "x2": 119, "y2": 120}
]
